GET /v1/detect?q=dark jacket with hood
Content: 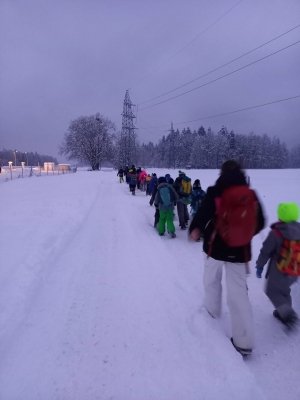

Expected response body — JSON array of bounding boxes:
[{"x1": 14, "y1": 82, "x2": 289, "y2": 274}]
[{"x1": 189, "y1": 169, "x2": 265, "y2": 262}]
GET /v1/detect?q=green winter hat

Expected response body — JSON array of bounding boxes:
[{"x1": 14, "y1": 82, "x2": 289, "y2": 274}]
[{"x1": 277, "y1": 202, "x2": 299, "y2": 223}]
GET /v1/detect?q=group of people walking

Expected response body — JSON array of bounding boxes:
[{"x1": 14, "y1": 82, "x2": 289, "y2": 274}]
[
  {"x1": 118, "y1": 166, "x2": 206, "y2": 236},
  {"x1": 117, "y1": 166, "x2": 149, "y2": 194},
  {"x1": 149, "y1": 170, "x2": 206, "y2": 237},
  {"x1": 117, "y1": 160, "x2": 300, "y2": 356}
]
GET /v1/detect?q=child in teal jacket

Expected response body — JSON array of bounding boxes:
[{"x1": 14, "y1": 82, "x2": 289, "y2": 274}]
[{"x1": 154, "y1": 177, "x2": 178, "y2": 238}]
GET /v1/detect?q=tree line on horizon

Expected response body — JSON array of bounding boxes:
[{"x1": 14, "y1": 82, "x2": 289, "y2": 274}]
[
  {"x1": 139, "y1": 125, "x2": 294, "y2": 169},
  {"x1": 4, "y1": 114, "x2": 298, "y2": 170},
  {"x1": 0, "y1": 149, "x2": 57, "y2": 168},
  {"x1": 59, "y1": 113, "x2": 300, "y2": 170}
]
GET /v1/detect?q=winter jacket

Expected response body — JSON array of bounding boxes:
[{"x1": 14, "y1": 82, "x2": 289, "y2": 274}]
[
  {"x1": 256, "y1": 221, "x2": 300, "y2": 276},
  {"x1": 190, "y1": 187, "x2": 206, "y2": 213},
  {"x1": 174, "y1": 176, "x2": 192, "y2": 204},
  {"x1": 128, "y1": 172, "x2": 137, "y2": 186},
  {"x1": 154, "y1": 183, "x2": 178, "y2": 211},
  {"x1": 148, "y1": 176, "x2": 158, "y2": 195},
  {"x1": 138, "y1": 170, "x2": 147, "y2": 183},
  {"x1": 189, "y1": 172, "x2": 265, "y2": 262},
  {"x1": 173, "y1": 177, "x2": 182, "y2": 196}
]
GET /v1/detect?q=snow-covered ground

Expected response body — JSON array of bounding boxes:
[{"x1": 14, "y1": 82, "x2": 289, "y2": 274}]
[{"x1": 0, "y1": 167, "x2": 299, "y2": 400}]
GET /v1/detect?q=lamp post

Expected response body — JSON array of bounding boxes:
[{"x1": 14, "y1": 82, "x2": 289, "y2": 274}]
[
  {"x1": 13, "y1": 150, "x2": 18, "y2": 166},
  {"x1": 25, "y1": 152, "x2": 29, "y2": 166},
  {"x1": 8, "y1": 161, "x2": 13, "y2": 180}
]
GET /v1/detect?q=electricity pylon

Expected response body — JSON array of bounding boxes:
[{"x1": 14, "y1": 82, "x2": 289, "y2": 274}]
[{"x1": 120, "y1": 90, "x2": 137, "y2": 167}]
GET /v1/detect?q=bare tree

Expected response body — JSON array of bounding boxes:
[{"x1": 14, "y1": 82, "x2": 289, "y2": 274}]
[{"x1": 60, "y1": 113, "x2": 115, "y2": 170}]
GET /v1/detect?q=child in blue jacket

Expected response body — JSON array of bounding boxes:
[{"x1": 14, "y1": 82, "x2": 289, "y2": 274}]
[{"x1": 190, "y1": 179, "x2": 206, "y2": 216}]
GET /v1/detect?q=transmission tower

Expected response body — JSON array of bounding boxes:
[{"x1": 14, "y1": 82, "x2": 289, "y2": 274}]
[{"x1": 120, "y1": 90, "x2": 137, "y2": 167}]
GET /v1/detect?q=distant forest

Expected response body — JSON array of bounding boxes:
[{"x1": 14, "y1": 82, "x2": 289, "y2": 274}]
[
  {"x1": 0, "y1": 149, "x2": 57, "y2": 167},
  {"x1": 2, "y1": 124, "x2": 300, "y2": 170},
  {"x1": 137, "y1": 125, "x2": 300, "y2": 169}
]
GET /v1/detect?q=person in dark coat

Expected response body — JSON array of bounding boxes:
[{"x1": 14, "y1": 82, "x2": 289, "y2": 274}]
[
  {"x1": 189, "y1": 160, "x2": 265, "y2": 356},
  {"x1": 190, "y1": 179, "x2": 206, "y2": 216},
  {"x1": 117, "y1": 167, "x2": 124, "y2": 183},
  {"x1": 149, "y1": 174, "x2": 160, "y2": 227},
  {"x1": 174, "y1": 174, "x2": 190, "y2": 229},
  {"x1": 165, "y1": 173, "x2": 174, "y2": 185},
  {"x1": 128, "y1": 167, "x2": 137, "y2": 195},
  {"x1": 148, "y1": 173, "x2": 158, "y2": 196}
]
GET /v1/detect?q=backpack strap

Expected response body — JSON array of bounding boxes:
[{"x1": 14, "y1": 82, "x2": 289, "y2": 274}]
[{"x1": 271, "y1": 225, "x2": 284, "y2": 242}]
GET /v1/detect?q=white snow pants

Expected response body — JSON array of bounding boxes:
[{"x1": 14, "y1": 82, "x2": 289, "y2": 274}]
[{"x1": 203, "y1": 257, "x2": 254, "y2": 350}]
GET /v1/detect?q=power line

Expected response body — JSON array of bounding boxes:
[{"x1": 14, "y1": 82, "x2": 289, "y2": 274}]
[
  {"x1": 139, "y1": 23, "x2": 300, "y2": 105},
  {"x1": 138, "y1": 94, "x2": 300, "y2": 131},
  {"x1": 174, "y1": 94, "x2": 300, "y2": 125},
  {"x1": 166, "y1": 0, "x2": 244, "y2": 60},
  {"x1": 140, "y1": 40, "x2": 300, "y2": 111},
  {"x1": 133, "y1": 0, "x2": 244, "y2": 90}
]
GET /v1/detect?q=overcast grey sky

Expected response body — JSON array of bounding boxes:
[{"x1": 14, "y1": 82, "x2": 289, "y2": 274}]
[{"x1": 1, "y1": 0, "x2": 300, "y2": 161}]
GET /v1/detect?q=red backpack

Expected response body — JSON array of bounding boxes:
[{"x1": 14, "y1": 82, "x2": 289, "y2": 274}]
[
  {"x1": 215, "y1": 186, "x2": 257, "y2": 247},
  {"x1": 274, "y1": 229, "x2": 300, "y2": 276}
]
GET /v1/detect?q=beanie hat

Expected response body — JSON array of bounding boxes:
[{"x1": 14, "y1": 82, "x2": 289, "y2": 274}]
[
  {"x1": 277, "y1": 202, "x2": 299, "y2": 223},
  {"x1": 158, "y1": 176, "x2": 166, "y2": 184}
]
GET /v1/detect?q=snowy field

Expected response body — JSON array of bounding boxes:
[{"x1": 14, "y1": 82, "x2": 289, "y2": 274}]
[{"x1": 0, "y1": 167, "x2": 299, "y2": 400}]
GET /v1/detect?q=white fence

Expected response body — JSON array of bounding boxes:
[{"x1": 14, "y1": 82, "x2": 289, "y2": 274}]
[{"x1": 0, "y1": 165, "x2": 77, "y2": 183}]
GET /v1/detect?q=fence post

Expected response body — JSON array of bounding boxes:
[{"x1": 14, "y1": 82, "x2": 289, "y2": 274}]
[
  {"x1": 8, "y1": 161, "x2": 13, "y2": 180},
  {"x1": 21, "y1": 161, "x2": 25, "y2": 178}
]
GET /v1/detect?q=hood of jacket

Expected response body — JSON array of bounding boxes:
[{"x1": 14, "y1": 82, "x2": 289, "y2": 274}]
[
  {"x1": 271, "y1": 221, "x2": 300, "y2": 240},
  {"x1": 157, "y1": 182, "x2": 173, "y2": 190},
  {"x1": 215, "y1": 170, "x2": 247, "y2": 194}
]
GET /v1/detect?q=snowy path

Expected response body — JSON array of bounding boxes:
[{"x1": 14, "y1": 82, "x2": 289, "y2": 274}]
[{"x1": 0, "y1": 169, "x2": 299, "y2": 400}]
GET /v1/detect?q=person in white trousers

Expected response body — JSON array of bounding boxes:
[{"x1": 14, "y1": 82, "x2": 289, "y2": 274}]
[
  {"x1": 189, "y1": 160, "x2": 265, "y2": 355},
  {"x1": 204, "y1": 257, "x2": 254, "y2": 350}
]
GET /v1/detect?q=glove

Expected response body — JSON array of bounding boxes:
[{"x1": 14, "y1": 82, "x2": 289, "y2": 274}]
[
  {"x1": 189, "y1": 228, "x2": 201, "y2": 242},
  {"x1": 256, "y1": 267, "x2": 263, "y2": 278}
]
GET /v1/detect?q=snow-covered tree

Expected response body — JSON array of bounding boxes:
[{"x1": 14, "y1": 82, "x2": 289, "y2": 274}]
[{"x1": 60, "y1": 113, "x2": 115, "y2": 170}]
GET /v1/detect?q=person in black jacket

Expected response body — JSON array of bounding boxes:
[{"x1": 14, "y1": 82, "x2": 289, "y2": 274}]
[
  {"x1": 189, "y1": 160, "x2": 265, "y2": 356},
  {"x1": 117, "y1": 167, "x2": 124, "y2": 183},
  {"x1": 149, "y1": 174, "x2": 160, "y2": 227},
  {"x1": 174, "y1": 174, "x2": 190, "y2": 229}
]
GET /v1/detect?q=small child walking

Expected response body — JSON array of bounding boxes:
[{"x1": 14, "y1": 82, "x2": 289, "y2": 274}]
[
  {"x1": 256, "y1": 202, "x2": 300, "y2": 330},
  {"x1": 190, "y1": 179, "x2": 205, "y2": 216}
]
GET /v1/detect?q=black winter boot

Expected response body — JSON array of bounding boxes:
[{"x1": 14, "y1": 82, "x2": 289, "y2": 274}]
[
  {"x1": 230, "y1": 338, "x2": 252, "y2": 357},
  {"x1": 273, "y1": 310, "x2": 299, "y2": 330}
]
